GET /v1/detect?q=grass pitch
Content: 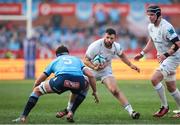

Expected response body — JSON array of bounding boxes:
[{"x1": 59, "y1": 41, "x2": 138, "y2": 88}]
[{"x1": 0, "y1": 80, "x2": 180, "y2": 124}]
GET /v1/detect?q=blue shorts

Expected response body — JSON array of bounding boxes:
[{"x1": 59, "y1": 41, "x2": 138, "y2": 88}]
[{"x1": 49, "y1": 74, "x2": 87, "y2": 94}]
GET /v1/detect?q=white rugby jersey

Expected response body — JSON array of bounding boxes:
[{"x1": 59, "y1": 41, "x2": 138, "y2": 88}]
[
  {"x1": 148, "y1": 18, "x2": 180, "y2": 56},
  {"x1": 86, "y1": 38, "x2": 123, "y2": 68}
]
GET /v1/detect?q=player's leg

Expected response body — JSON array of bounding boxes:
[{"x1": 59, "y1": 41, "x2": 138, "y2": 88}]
[
  {"x1": 12, "y1": 80, "x2": 54, "y2": 123},
  {"x1": 165, "y1": 73, "x2": 180, "y2": 118},
  {"x1": 66, "y1": 92, "x2": 87, "y2": 123},
  {"x1": 102, "y1": 76, "x2": 140, "y2": 119},
  {"x1": 56, "y1": 76, "x2": 89, "y2": 119},
  {"x1": 151, "y1": 59, "x2": 177, "y2": 118},
  {"x1": 151, "y1": 70, "x2": 169, "y2": 117}
]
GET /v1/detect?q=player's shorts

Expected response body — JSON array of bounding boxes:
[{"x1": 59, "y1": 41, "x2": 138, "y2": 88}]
[
  {"x1": 49, "y1": 74, "x2": 86, "y2": 94},
  {"x1": 89, "y1": 66, "x2": 114, "y2": 82},
  {"x1": 157, "y1": 56, "x2": 180, "y2": 80}
]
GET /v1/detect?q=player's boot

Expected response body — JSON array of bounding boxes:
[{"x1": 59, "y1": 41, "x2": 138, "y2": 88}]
[
  {"x1": 131, "y1": 111, "x2": 140, "y2": 119},
  {"x1": 12, "y1": 116, "x2": 26, "y2": 123},
  {"x1": 153, "y1": 106, "x2": 169, "y2": 117},
  {"x1": 56, "y1": 109, "x2": 68, "y2": 118},
  {"x1": 66, "y1": 111, "x2": 74, "y2": 123}
]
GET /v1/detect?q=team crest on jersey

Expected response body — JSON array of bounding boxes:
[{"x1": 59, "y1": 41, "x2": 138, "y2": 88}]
[{"x1": 168, "y1": 28, "x2": 175, "y2": 35}]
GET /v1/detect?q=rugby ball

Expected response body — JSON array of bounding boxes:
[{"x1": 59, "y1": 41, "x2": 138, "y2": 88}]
[{"x1": 93, "y1": 55, "x2": 106, "y2": 65}]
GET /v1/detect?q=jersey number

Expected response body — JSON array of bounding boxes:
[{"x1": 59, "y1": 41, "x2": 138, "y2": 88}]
[{"x1": 62, "y1": 57, "x2": 72, "y2": 64}]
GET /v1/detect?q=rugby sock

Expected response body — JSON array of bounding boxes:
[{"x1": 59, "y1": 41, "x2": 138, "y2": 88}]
[
  {"x1": 71, "y1": 94, "x2": 85, "y2": 114},
  {"x1": 154, "y1": 82, "x2": 168, "y2": 108},
  {"x1": 170, "y1": 89, "x2": 180, "y2": 110},
  {"x1": 22, "y1": 93, "x2": 39, "y2": 117},
  {"x1": 67, "y1": 102, "x2": 73, "y2": 111},
  {"x1": 124, "y1": 104, "x2": 133, "y2": 115}
]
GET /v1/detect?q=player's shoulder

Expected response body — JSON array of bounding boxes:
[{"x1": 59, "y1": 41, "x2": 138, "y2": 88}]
[
  {"x1": 148, "y1": 23, "x2": 153, "y2": 31},
  {"x1": 113, "y1": 42, "x2": 122, "y2": 53},
  {"x1": 113, "y1": 42, "x2": 121, "y2": 48},
  {"x1": 89, "y1": 38, "x2": 103, "y2": 47},
  {"x1": 161, "y1": 19, "x2": 173, "y2": 29}
]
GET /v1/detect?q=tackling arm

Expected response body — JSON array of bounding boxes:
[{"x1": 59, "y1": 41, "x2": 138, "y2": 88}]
[{"x1": 83, "y1": 67, "x2": 99, "y2": 103}]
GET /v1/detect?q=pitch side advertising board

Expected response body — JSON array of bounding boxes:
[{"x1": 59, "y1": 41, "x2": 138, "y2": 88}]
[{"x1": 0, "y1": 59, "x2": 180, "y2": 80}]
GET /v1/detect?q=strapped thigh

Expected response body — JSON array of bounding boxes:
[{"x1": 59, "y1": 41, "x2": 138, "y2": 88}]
[{"x1": 38, "y1": 81, "x2": 47, "y2": 94}]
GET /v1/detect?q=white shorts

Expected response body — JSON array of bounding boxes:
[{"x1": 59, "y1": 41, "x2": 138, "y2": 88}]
[
  {"x1": 89, "y1": 66, "x2": 114, "y2": 82},
  {"x1": 157, "y1": 56, "x2": 180, "y2": 80}
]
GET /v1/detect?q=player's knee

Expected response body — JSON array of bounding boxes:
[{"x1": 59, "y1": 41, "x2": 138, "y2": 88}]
[
  {"x1": 111, "y1": 89, "x2": 119, "y2": 97},
  {"x1": 32, "y1": 87, "x2": 42, "y2": 96},
  {"x1": 166, "y1": 81, "x2": 176, "y2": 92},
  {"x1": 151, "y1": 71, "x2": 164, "y2": 85},
  {"x1": 151, "y1": 77, "x2": 159, "y2": 85}
]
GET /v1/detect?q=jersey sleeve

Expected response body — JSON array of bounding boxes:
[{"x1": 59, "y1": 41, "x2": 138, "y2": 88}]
[
  {"x1": 85, "y1": 42, "x2": 99, "y2": 60},
  {"x1": 164, "y1": 23, "x2": 178, "y2": 41},
  {"x1": 115, "y1": 42, "x2": 123, "y2": 56},
  {"x1": 44, "y1": 60, "x2": 55, "y2": 76}
]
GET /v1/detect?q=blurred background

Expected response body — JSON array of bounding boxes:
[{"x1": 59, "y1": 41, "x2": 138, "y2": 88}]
[{"x1": 0, "y1": 0, "x2": 180, "y2": 80}]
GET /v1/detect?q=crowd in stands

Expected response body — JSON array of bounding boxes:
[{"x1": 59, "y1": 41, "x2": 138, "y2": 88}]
[
  {"x1": 0, "y1": 13, "x2": 148, "y2": 59},
  {"x1": 0, "y1": 0, "x2": 179, "y2": 59}
]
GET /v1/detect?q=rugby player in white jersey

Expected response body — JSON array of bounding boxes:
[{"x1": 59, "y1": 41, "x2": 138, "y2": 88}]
[
  {"x1": 134, "y1": 5, "x2": 180, "y2": 118},
  {"x1": 56, "y1": 28, "x2": 141, "y2": 119}
]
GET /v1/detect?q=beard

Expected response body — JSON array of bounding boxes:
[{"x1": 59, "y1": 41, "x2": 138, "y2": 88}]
[{"x1": 104, "y1": 41, "x2": 112, "y2": 48}]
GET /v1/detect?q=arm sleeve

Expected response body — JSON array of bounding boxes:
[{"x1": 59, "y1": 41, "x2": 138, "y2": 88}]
[
  {"x1": 85, "y1": 43, "x2": 98, "y2": 60},
  {"x1": 164, "y1": 24, "x2": 178, "y2": 41},
  {"x1": 115, "y1": 43, "x2": 123, "y2": 56},
  {"x1": 44, "y1": 61, "x2": 54, "y2": 76}
]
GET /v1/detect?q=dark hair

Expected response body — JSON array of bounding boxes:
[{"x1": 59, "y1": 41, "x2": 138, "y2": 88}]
[
  {"x1": 105, "y1": 28, "x2": 116, "y2": 36},
  {"x1": 55, "y1": 45, "x2": 69, "y2": 56},
  {"x1": 147, "y1": 5, "x2": 161, "y2": 18}
]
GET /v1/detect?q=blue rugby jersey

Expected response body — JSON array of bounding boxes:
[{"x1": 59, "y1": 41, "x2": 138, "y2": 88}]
[{"x1": 44, "y1": 54, "x2": 85, "y2": 76}]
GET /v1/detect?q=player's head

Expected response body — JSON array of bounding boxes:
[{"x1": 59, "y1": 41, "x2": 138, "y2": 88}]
[
  {"x1": 104, "y1": 28, "x2": 116, "y2": 48},
  {"x1": 56, "y1": 45, "x2": 69, "y2": 57},
  {"x1": 146, "y1": 5, "x2": 161, "y2": 24}
]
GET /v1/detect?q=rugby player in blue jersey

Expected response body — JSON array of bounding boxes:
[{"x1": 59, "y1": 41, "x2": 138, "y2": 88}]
[{"x1": 12, "y1": 45, "x2": 98, "y2": 123}]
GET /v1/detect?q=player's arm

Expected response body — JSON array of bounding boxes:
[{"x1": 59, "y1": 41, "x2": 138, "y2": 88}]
[
  {"x1": 166, "y1": 40, "x2": 180, "y2": 55},
  {"x1": 33, "y1": 72, "x2": 48, "y2": 88},
  {"x1": 33, "y1": 61, "x2": 53, "y2": 88},
  {"x1": 134, "y1": 38, "x2": 154, "y2": 61},
  {"x1": 83, "y1": 67, "x2": 99, "y2": 103},
  {"x1": 118, "y1": 52, "x2": 140, "y2": 73},
  {"x1": 158, "y1": 37, "x2": 180, "y2": 63}
]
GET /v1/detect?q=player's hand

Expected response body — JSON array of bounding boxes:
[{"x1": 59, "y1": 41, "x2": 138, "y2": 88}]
[
  {"x1": 33, "y1": 83, "x2": 39, "y2": 89},
  {"x1": 93, "y1": 63, "x2": 105, "y2": 71},
  {"x1": 98, "y1": 62, "x2": 108, "y2": 70},
  {"x1": 130, "y1": 64, "x2": 140, "y2": 73},
  {"x1": 92, "y1": 92, "x2": 99, "y2": 103},
  {"x1": 134, "y1": 53, "x2": 143, "y2": 61},
  {"x1": 93, "y1": 64, "x2": 100, "y2": 71},
  {"x1": 158, "y1": 54, "x2": 166, "y2": 63}
]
